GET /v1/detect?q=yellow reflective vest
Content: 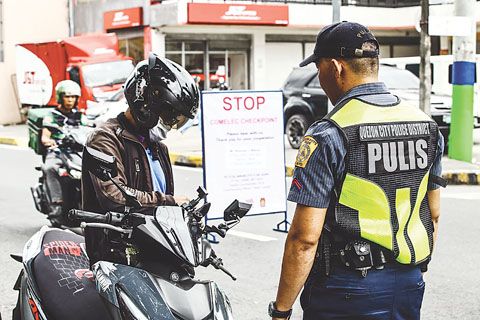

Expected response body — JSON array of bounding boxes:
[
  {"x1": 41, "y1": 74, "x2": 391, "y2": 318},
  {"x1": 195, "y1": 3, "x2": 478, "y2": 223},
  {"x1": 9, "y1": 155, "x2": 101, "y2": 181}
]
[{"x1": 326, "y1": 98, "x2": 439, "y2": 265}]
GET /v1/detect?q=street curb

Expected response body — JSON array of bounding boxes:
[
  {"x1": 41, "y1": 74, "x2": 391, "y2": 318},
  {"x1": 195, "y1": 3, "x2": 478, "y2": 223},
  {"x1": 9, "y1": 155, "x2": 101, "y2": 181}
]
[
  {"x1": 1, "y1": 135, "x2": 479, "y2": 185},
  {"x1": 167, "y1": 160, "x2": 480, "y2": 186},
  {"x1": 442, "y1": 172, "x2": 480, "y2": 186},
  {"x1": 0, "y1": 137, "x2": 19, "y2": 146},
  {"x1": 169, "y1": 152, "x2": 203, "y2": 168},
  {"x1": 0, "y1": 136, "x2": 27, "y2": 147}
]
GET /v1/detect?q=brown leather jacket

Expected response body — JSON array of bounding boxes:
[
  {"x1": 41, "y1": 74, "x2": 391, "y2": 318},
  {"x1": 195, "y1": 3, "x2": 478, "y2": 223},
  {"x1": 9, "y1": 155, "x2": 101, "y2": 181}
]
[{"x1": 82, "y1": 113, "x2": 176, "y2": 213}]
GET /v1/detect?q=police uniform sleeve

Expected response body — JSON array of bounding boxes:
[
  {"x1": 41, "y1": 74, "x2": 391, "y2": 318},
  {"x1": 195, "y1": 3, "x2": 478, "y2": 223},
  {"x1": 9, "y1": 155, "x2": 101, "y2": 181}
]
[
  {"x1": 428, "y1": 130, "x2": 444, "y2": 190},
  {"x1": 287, "y1": 122, "x2": 347, "y2": 209}
]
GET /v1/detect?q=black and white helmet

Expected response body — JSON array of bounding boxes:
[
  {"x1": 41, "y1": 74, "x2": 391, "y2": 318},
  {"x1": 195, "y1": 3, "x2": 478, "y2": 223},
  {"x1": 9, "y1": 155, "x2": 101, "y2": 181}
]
[{"x1": 124, "y1": 53, "x2": 200, "y2": 131}]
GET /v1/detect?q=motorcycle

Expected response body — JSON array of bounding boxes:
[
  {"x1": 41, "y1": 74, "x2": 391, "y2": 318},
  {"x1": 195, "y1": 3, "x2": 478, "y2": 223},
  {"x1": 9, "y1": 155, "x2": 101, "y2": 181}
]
[
  {"x1": 30, "y1": 118, "x2": 91, "y2": 228},
  {"x1": 13, "y1": 146, "x2": 251, "y2": 320}
]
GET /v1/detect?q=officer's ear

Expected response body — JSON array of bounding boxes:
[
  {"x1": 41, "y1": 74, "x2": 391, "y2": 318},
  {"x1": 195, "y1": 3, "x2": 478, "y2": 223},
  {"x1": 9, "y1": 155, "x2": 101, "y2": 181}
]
[{"x1": 330, "y1": 59, "x2": 343, "y2": 79}]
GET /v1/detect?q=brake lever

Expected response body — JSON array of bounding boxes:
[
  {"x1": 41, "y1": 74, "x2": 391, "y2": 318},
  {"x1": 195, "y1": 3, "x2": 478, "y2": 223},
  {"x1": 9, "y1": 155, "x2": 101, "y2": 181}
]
[
  {"x1": 204, "y1": 225, "x2": 227, "y2": 238},
  {"x1": 209, "y1": 256, "x2": 236, "y2": 281},
  {"x1": 217, "y1": 264, "x2": 237, "y2": 281}
]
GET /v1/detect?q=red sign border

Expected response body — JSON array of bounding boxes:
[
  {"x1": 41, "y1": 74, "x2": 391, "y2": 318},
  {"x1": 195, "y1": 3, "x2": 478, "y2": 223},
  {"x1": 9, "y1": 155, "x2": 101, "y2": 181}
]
[
  {"x1": 187, "y1": 3, "x2": 289, "y2": 26},
  {"x1": 104, "y1": 7, "x2": 143, "y2": 31}
]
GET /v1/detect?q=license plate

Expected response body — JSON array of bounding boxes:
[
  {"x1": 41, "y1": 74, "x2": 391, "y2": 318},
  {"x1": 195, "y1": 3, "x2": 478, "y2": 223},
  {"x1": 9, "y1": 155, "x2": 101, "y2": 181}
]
[{"x1": 442, "y1": 114, "x2": 451, "y2": 124}]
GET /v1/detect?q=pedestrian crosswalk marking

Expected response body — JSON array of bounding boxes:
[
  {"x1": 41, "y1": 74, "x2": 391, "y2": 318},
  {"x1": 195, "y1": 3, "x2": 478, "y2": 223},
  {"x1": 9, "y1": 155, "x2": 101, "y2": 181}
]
[
  {"x1": 228, "y1": 230, "x2": 277, "y2": 242},
  {"x1": 441, "y1": 194, "x2": 480, "y2": 200}
]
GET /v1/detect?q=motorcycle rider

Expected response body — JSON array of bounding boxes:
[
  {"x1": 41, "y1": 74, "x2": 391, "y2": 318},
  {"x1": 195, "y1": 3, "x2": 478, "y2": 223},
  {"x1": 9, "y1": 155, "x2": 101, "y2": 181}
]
[
  {"x1": 41, "y1": 80, "x2": 84, "y2": 221},
  {"x1": 82, "y1": 53, "x2": 199, "y2": 213}
]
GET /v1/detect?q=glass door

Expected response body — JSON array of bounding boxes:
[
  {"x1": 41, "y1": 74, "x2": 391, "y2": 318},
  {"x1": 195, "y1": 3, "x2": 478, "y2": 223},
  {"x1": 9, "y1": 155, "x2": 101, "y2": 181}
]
[{"x1": 208, "y1": 51, "x2": 248, "y2": 90}]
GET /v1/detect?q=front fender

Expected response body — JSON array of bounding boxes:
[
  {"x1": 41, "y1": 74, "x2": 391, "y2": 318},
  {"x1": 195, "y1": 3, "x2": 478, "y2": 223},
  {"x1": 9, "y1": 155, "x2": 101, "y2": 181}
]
[{"x1": 93, "y1": 262, "x2": 177, "y2": 319}]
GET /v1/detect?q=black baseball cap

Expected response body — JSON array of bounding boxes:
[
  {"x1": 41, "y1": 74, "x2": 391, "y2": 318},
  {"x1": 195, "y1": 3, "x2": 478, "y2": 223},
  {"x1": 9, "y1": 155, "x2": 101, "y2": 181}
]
[{"x1": 300, "y1": 21, "x2": 379, "y2": 67}]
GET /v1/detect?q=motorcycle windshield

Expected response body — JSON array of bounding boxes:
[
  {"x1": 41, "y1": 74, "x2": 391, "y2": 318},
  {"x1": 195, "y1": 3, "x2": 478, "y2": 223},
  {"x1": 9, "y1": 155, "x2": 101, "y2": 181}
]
[
  {"x1": 154, "y1": 206, "x2": 198, "y2": 266},
  {"x1": 68, "y1": 126, "x2": 93, "y2": 146}
]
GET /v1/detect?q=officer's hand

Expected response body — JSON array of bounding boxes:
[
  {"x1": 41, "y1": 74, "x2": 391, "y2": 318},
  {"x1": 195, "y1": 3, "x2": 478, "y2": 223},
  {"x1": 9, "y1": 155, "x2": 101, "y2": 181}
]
[{"x1": 173, "y1": 195, "x2": 190, "y2": 206}]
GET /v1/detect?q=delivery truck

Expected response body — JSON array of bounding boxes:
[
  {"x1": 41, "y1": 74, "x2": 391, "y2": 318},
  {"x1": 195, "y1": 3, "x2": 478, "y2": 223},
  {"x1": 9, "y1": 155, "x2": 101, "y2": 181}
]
[{"x1": 16, "y1": 33, "x2": 134, "y2": 111}]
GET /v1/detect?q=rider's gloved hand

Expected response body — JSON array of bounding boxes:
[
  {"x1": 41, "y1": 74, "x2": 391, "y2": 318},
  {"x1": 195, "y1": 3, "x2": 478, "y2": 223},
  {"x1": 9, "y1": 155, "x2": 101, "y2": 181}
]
[{"x1": 173, "y1": 195, "x2": 190, "y2": 206}]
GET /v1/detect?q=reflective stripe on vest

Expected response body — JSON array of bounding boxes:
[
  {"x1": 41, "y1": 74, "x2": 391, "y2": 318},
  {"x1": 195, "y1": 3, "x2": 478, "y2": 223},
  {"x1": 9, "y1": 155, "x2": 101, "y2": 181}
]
[{"x1": 329, "y1": 99, "x2": 436, "y2": 265}]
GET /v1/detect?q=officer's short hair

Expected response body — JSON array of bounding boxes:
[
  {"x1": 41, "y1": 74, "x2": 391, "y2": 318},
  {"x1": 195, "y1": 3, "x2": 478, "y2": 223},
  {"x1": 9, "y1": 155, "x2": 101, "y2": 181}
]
[{"x1": 343, "y1": 41, "x2": 379, "y2": 75}]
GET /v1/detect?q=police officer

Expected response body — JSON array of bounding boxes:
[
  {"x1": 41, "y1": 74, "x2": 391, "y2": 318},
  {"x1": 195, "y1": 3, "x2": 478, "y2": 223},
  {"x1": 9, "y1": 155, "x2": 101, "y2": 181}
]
[{"x1": 269, "y1": 22, "x2": 445, "y2": 320}]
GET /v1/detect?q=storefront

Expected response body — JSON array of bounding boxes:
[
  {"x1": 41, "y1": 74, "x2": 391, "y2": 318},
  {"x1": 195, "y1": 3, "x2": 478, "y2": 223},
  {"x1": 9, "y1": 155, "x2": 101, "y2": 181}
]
[
  {"x1": 74, "y1": 0, "x2": 428, "y2": 91},
  {"x1": 103, "y1": 7, "x2": 148, "y2": 64},
  {"x1": 150, "y1": 3, "x2": 291, "y2": 90},
  {"x1": 164, "y1": 36, "x2": 250, "y2": 90}
]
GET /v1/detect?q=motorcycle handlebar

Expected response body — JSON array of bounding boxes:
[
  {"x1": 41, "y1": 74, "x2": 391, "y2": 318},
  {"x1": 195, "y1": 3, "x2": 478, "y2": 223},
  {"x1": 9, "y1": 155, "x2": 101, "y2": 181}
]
[{"x1": 68, "y1": 209, "x2": 110, "y2": 223}]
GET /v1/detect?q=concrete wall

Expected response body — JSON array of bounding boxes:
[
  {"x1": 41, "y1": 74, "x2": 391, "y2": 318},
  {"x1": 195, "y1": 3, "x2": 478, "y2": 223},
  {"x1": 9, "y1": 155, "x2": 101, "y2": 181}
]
[
  {"x1": 0, "y1": 0, "x2": 69, "y2": 124},
  {"x1": 266, "y1": 42, "x2": 303, "y2": 90},
  {"x1": 73, "y1": 0, "x2": 144, "y2": 35}
]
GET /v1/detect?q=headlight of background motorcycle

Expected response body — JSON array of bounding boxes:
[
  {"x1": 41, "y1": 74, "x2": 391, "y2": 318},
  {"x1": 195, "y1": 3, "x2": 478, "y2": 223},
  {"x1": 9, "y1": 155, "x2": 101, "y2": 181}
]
[{"x1": 69, "y1": 169, "x2": 82, "y2": 179}]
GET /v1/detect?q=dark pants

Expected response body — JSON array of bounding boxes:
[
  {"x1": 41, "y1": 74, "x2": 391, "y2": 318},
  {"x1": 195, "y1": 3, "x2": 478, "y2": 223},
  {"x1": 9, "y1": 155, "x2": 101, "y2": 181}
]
[
  {"x1": 301, "y1": 264, "x2": 425, "y2": 320},
  {"x1": 42, "y1": 151, "x2": 63, "y2": 203}
]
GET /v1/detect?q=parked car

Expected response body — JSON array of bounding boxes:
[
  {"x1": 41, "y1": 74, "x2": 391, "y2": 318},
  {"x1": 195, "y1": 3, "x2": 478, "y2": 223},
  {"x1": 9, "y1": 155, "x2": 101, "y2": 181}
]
[{"x1": 282, "y1": 64, "x2": 452, "y2": 149}]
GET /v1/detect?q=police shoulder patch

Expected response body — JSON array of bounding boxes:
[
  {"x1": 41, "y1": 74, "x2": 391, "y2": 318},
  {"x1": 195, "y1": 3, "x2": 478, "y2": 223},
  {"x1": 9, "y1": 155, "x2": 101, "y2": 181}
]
[{"x1": 295, "y1": 136, "x2": 318, "y2": 168}]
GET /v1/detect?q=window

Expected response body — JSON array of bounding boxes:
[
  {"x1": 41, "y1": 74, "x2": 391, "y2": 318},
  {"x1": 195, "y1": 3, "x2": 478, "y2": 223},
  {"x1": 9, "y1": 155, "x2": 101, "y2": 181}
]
[
  {"x1": 82, "y1": 60, "x2": 134, "y2": 87},
  {"x1": 307, "y1": 76, "x2": 321, "y2": 88},
  {"x1": 68, "y1": 67, "x2": 81, "y2": 86},
  {"x1": 405, "y1": 63, "x2": 434, "y2": 84},
  {"x1": 379, "y1": 66, "x2": 420, "y2": 90}
]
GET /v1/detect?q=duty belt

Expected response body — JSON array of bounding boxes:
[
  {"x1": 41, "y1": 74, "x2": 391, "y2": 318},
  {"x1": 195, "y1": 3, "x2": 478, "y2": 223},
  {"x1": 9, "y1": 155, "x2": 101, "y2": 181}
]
[
  {"x1": 330, "y1": 240, "x2": 392, "y2": 277},
  {"x1": 314, "y1": 234, "x2": 429, "y2": 277},
  {"x1": 314, "y1": 234, "x2": 393, "y2": 278}
]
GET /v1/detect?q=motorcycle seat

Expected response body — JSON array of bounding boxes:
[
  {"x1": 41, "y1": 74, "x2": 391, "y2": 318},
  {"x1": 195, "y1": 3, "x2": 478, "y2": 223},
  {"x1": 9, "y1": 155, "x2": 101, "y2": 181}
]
[{"x1": 31, "y1": 229, "x2": 111, "y2": 320}]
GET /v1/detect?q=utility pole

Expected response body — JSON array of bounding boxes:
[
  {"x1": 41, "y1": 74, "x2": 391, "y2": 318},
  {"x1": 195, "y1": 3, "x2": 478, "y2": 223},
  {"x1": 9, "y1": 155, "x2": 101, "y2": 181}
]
[
  {"x1": 419, "y1": 0, "x2": 431, "y2": 115},
  {"x1": 332, "y1": 0, "x2": 341, "y2": 23},
  {"x1": 449, "y1": 0, "x2": 476, "y2": 161},
  {"x1": 143, "y1": 0, "x2": 151, "y2": 59},
  {"x1": 143, "y1": 0, "x2": 151, "y2": 26},
  {"x1": 68, "y1": 0, "x2": 75, "y2": 36}
]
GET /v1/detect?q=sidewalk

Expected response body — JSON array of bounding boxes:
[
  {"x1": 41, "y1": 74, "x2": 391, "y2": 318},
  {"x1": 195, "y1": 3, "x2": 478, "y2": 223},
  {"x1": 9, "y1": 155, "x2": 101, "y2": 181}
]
[{"x1": 2, "y1": 123, "x2": 480, "y2": 185}]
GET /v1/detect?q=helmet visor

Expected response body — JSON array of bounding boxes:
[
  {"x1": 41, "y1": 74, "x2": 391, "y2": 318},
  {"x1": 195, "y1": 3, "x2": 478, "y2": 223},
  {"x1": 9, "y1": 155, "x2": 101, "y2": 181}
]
[
  {"x1": 158, "y1": 107, "x2": 189, "y2": 130},
  {"x1": 173, "y1": 115, "x2": 188, "y2": 129}
]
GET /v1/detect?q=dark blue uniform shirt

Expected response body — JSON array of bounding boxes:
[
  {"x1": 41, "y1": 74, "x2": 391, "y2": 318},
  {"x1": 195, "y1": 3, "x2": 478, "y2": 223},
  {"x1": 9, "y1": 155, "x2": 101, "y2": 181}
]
[{"x1": 288, "y1": 82, "x2": 444, "y2": 209}]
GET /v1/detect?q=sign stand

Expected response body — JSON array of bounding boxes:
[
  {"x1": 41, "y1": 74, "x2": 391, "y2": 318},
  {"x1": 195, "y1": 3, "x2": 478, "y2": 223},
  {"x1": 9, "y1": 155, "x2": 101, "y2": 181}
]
[
  {"x1": 200, "y1": 90, "x2": 288, "y2": 242},
  {"x1": 273, "y1": 213, "x2": 290, "y2": 233}
]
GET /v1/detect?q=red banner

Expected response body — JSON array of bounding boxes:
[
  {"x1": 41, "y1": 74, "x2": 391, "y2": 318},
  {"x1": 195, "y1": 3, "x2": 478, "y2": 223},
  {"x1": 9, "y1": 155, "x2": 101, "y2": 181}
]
[
  {"x1": 104, "y1": 7, "x2": 143, "y2": 30},
  {"x1": 187, "y1": 3, "x2": 288, "y2": 26}
]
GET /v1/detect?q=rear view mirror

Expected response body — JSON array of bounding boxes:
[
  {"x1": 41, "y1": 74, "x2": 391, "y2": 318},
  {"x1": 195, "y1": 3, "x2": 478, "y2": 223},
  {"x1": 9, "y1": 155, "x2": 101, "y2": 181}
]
[
  {"x1": 83, "y1": 146, "x2": 118, "y2": 181},
  {"x1": 224, "y1": 200, "x2": 252, "y2": 221}
]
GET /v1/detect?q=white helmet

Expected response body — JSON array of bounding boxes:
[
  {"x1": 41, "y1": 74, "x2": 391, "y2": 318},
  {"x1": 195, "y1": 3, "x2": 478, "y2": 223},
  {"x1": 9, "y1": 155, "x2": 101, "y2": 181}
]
[{"x1": 55, "y1": 80, "x2": 81, "y2": 105}]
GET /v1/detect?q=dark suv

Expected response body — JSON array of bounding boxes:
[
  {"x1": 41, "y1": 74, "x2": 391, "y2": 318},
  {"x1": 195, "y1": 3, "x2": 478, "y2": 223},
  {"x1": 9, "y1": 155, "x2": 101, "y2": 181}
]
[{"x1": 282, "y1": 65, "x2": 452, "y2": 148}]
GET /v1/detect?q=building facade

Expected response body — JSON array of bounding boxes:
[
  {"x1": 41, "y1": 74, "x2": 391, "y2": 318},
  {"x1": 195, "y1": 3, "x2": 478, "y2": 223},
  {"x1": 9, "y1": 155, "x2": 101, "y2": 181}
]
[
  {"x1": 0, "y1": 0, "x2": 69, "y2": 125},
  {"x1": 74, "y1": 0, "x2": 452, "y2": 92}
]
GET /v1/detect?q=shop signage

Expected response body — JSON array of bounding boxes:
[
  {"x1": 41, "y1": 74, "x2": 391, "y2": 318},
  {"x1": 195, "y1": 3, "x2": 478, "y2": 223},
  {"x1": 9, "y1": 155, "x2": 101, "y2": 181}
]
[
  {"x1": 188, "y1": 3, "x2": 289, "y2": 26},
  {"x1": 201, "y1": 90, "x2": 287, "y2": 219},
  {"x1": 104, "y1": 7, "x2": 143, "y2": 30}
]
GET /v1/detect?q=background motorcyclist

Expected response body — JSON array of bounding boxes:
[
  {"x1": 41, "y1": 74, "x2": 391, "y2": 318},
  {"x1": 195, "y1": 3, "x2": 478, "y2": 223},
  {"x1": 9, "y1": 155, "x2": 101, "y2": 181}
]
[
  {"x1": 82, "y1": 53, "x2": 200, "y2": 213},
  {"x1": 41, "y1": 80, "x2": 84, "y2": 220}
]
